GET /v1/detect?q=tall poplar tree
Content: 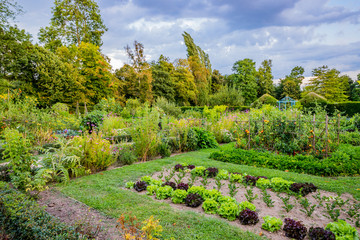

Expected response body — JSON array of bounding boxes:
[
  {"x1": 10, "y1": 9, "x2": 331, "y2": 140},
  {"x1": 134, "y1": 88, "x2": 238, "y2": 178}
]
[
  {"x1": 39, "y1": 0, "x2": 107, "y2": 51},
  {"x1": 232, "y1": 58, "x2": 258, "y2": 105},
  {"x1": 182, "y1": 32, "x2": 212, "y2": 105},
  {"x1": 256, "y1": 59, "x2": 274, "y2": 97}
]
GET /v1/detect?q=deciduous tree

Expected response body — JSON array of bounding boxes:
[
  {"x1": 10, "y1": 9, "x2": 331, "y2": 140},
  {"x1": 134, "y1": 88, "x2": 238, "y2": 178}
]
[{"x1": 232, "y1": 58, "x2": 257, "y2": 105}]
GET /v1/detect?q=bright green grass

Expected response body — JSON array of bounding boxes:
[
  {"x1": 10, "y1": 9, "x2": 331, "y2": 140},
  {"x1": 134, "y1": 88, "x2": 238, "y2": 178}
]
[{"x1": 56, "y1": 145, "x2": 360, "y2": 239}]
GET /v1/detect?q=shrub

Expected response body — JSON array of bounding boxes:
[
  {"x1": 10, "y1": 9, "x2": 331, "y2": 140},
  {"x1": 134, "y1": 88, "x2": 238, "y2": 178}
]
[
  {"x1": 325, "y1": 220, "x2": 359, "y2": 240},
  {"x1": 177, "y1": 182, "x2": 189, "y2": 191},
  {"x1": 185, "y1": 193, "x2": 203, "y2": 208},
  {"x1": 208, "y1": 85, "x2": 245, "y2": 107},
  {"x1": 155, "y1": 186, "x2": 174, "y2": 200},
  {"x1": 158, "y1": 140, "x2": 171, "y2": 158},
  {"x1": 153, "y1": 97, "x2": 181, "y2": 117},
  {"x1": 171, "y1": 189, "x2": 188, "y2": 204},
  {"x1": 192, "y1": 127, "x2": 219, "y2": 149},
  {"x1": 114, "y1": 145, "x2": 137, "y2": 165},
  {"x1": 134, "y1": 181, "x2": 147, "y2": 192},
  {"x1": 0, "y1": 182, "x2": 86, "y2": 240},
  {"x1": 94, "y1": 98, "x2": 123, "y2": 115},
  {"x1": 72, "y1": 132, "x2": 115, "y2": 172},
  {"x1": 238, "y1": 209, "x2": 259, "y2": 225},
  {"x1": 283, "y1": 218, "x2": 307, "y2": 240},
  {"x1": 251, "y1": 94, "x2": 278, "y2": 108},
  {"x1": 202, "y1": 199, "x2": 219, "y2": 214},
  {"x1": 218, "y1": 202, "x2": 240, "y2": 221},
  {"x1": 81, "y1": 110, "x2": 104, "y2": 134},
  {"x1": 204, "y1": 167, "x2": 218, "y2": 178},
  {"x1": 147, "y1": 185, "x2": 159, "y2": 196},
  {"x1": 261, "y1": 216, "x2": 283, "y2": 232},
  {"x1": 238, "y1": 201, "x2": 256, "y2": 212},
  {"x1": 308, "y1": 227, "x2": 335, "y2": 240},
  {"x1": 289, "y1": 183, "x2": 317, "y2": 196}
]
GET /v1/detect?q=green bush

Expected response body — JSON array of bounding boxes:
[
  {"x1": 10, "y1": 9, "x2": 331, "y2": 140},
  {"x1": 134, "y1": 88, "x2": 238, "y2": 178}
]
[
  {"x1": 256, "y1": 178, "x2": 271, "y2": 189},
  {"x1": 251, "y1": 94, "x2": 278, "y2": 108},
  {"x1": 94, "y1": 98, "x2": 123, "y2": 115},
  {"x1": 192, "y1": 127, "x2": 219, "y2": 149},
  {"x1": 210, "y1": 146, "x2": 360, "y2": 176},
  {"x1": 147, "y1": 185, "x2": 159, "y2": 196},
  {"x1": 202, "y1": 189, "x2": 222, "y2": 200},
  {"x1": 191, "y1": 166, "x2": 206, "y2": 177},
  {"x1": 187, "y1": 186, "x2": 205, "y2": 197},
  {"x1": 270, "y1": 177, "x2": 293, "y2": 192},
  {"x1": 229, "y1": 173, "x2": 243, "y2": 183},
  {"x1": 216, "y1": 169, "x2": 229, "y2": 180},
  {"x1": 202, "y1": 199, "x2": 219, "y2": 214},
  {"x1": 80, "y1": 110, "x2": 104, "y2": 133},
  {"x1": 208, "y1": 86, "x2": 245, "y2": 107},
  {"x1": 154, "y1": 97, "x2": 181, "y2": 117},
  {"x1": 0, "y1": 181, "x2": 87, "y2": 239}
]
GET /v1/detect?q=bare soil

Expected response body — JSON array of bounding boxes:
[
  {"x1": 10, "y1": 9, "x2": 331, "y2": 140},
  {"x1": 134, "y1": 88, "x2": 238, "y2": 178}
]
[{"x1": 37, "y1": 189, "x2": 123, "y2": 240}]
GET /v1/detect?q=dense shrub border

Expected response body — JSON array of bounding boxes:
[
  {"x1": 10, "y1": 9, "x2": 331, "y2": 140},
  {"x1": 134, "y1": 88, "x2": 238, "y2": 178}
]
[
  {"x1": 0, "y1": 182, "x2": 86, "y2": 240},
  {"x1": 180, "y1": 106, "x2": 249, "y2": 113},
  {"x1": 209, "y1": 147, "x2": 360, "y2": 177}
]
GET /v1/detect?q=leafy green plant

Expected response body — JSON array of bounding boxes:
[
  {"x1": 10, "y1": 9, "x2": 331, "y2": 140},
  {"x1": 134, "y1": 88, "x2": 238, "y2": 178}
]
[
  {"x1": 147, "y1": 185, "x2": 159, "y2": 196},
  {"x1": 188, "y1": 186, "x2": 205, "y2": 197},
  {"x1": 192, "y1": 127, "x2": 219, "y2": 149},
  {"x1": 229, "y1": 173, "x2": 243, "y2": 183},
  {"x1": 125, "y1": 181, "x2": 134, "y2": 189},
  {"x1": 325, "y1": 202, "x2": 341, "y2": 221},
  {"x1": 164, "y1": 168, "x2": 176, "y2": 182},
  {"x1": 141, "y1": 176, "x2": 153, "y2": 185},
  {"x1": 346, "y1": 202, "x2": 360, "y2": 218},
  {"x1": 81, "y1": 110, "x2": 104, "y2": 134},
  {"x1": 200, "y1": 173, "x2": 209, "y2": 188},
  {"x1": 271, "y1": 177, "x2": 293, "y2": 192},
  {"x1": 188, "y1": 174, "x2": 197, "y2": 187},
  {"x1": 261, "y1": 189, "x2": 274, "y2": 207},
  {"x1": 215, "y1": 177, "x2": 225, "y2": 191},
  {"x1": 217, "y1": 195, "x2": 237, "y2": 204},
  {"x1": 244, "y1": 187, "x2": 258, "y2": 203},
  {"x1": 256, "y1": 178, "x2": 271, "y2": 190},
  {"x1": 313, "y1": 192, "x2": 324, "y2": 207},
  {"x1": 202, "y1": 189, "x2": 222, "y2": 200},
  {"x1": 238, "y1": 201, "x2": 256, "y2": 212},
  {"x1": 325, "y1": 220, "x2": 359, "y2": 240},
  {"x1": 191, "y1": 166, "x2": 206, "y2": 177},
  {"x1": 228, "y1": 182, "x2": 238, "y2": 197},
  {"x1": 278, "y1": 194, "x2": 295, "y2": 212},
  {"x1": 155, "y1": 186, "x2": 173, "y2": 200},
  {"x1": 4, "y1": 128, "x2": 51, "y2": 193},
  {"x1": 261, "y1": 216, "x2": 283, "y2": 232},
  {"x1": 202, "y1": 199, "x2": 219, "y2": 214},
  {"x1": 216, "y1": 169, "x2": 229, "y2": 180},
  {"x1": 171, "y1": 189, "x2": 188, "y2": 204},
  {"x1": 299, "y1": 198, "x2": 317, "y2": 217},
  {"x1": 184, "y1": 193, "x2": 203, "y2": 208},
  {"x1": 218, "y1": 202, "x2": 240, "y2": 221},
  {"x1": 239, "y1": 209, "x2": 259, "y2": 225},
  {"x1": 134, "y1": 181, "x2": 148, "y2": 192}
]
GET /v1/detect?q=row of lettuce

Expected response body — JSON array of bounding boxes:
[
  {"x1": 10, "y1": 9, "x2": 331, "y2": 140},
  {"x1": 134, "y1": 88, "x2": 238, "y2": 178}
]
[{"x1": 125, "y1": 164, "x2": 359, "y2": 240}]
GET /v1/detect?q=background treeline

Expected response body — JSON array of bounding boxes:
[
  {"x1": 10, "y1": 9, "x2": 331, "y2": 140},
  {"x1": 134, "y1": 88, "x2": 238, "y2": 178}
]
[{"x1": 1, "y1": 0, "x2": 359, "y2": 110}]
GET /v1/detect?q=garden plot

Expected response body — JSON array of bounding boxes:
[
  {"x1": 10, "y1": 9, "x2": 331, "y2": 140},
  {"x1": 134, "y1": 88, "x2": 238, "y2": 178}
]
[{"x1": 126, "y1": 164, "x2": 360, "y2": 240}]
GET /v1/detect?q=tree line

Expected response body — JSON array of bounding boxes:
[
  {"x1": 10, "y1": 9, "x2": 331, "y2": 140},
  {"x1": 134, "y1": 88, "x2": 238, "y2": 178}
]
[{"x1": 1, "y1": 0, "x2": 359, "y2": 108}]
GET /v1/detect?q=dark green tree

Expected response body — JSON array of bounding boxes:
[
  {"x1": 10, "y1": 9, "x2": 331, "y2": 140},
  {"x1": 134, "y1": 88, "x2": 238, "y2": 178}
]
[
  {"x1": 305, "y1": 66, "x2": 349, "y2": 102},
  {"x1": 256, "y1": 59, "x2": 274, "y2": 97},
  {"x1": 39, "y1": 0, "x2": 107, "y2": 51},
  {"x1": 151, "y1": 55, "x2": 176, "y2": 102},
  {"x1": 278, "y1": 66, "x2": 304, "y2": 99},
  {"x1": 232, "y1": 58, "x2": 258, "y2": 105}
]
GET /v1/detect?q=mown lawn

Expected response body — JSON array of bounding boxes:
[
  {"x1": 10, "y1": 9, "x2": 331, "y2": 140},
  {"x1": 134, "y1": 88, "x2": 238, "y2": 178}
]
[{"x1": 56, "y1": 145, "x2": 360, "y2": 239}]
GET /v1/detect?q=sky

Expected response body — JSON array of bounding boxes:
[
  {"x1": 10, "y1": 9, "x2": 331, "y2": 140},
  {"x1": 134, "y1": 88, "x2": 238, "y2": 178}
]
[{"x1": 14, "y1": 0, "x2": 360, "y2": 80}]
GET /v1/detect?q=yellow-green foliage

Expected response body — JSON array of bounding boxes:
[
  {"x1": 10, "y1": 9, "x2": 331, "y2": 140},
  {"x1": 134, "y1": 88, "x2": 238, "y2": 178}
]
[{"x1": 100, "y1": 116, "x2": 127, "y2": 136}]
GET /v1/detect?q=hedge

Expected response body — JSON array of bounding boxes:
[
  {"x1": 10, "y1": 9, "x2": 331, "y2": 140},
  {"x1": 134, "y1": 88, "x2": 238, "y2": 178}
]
[
  {"x1": 303, "y1": 101, "x2": 360, "y2": 117},
  {"x1": 0, "y1": 182, "x2": 87, "y2": 240},
  {"x1": 209, "y1": 145, "x2": 360, "y2": 177},
  {"x1": 180, "y1": 106, "x2": 249, "y2": 113}
]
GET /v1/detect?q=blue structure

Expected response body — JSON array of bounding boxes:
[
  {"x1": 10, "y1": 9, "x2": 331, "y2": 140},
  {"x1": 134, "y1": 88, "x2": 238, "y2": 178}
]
[{"x1": 277, "y1": 96, "x2": 297, "y2": 110}]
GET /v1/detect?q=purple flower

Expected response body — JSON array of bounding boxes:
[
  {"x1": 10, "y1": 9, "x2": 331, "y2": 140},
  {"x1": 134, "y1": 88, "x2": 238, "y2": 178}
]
[{"x1": 87, "y1": 122, "x2": 90, "y2": 125}]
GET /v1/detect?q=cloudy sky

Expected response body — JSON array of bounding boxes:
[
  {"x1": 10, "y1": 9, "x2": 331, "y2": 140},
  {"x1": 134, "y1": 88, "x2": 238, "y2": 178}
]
[{"x1": 14, "y1": 0, "x2": 360, "y2": 80}]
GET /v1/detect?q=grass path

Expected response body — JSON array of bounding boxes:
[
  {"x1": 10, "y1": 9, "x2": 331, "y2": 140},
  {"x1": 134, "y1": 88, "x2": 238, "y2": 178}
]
[{"x1": 56, "y1": 146, "x2": 360, "y2": 239}]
